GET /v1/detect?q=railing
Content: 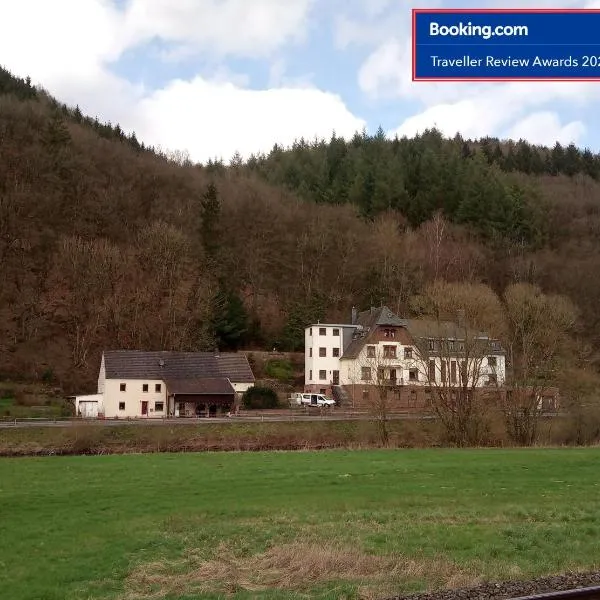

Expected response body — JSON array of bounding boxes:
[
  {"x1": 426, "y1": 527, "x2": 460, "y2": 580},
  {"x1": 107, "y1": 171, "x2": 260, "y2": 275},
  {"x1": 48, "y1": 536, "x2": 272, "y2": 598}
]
[{"x1": 508, "y1": 585, "x2": 600, "y2": 600}]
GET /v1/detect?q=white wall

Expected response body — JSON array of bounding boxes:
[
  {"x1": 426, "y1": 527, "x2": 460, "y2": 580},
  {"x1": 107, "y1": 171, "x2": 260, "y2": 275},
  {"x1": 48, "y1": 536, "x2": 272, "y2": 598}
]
[
  {"x1": 231, "y1": 382, "x2": 253, "y2": 395},
  {"x1": 97, "y1": 354, "x2": 106, "y2": 394},
  {"x1": 102, "y1": 378, "x2": 253, "y2": 417},
  {"x1": 340, "y1": 340, "x2": 506, "y2": 388},
  {"x1": 103, "y1": 379, "x2": 167, "y2": 418},
  {"x1": 75, "y1": 394, "x2": 104, "y2": 417},
  {"x1": 341, "y1": 340, "x2": 412, "y2": 386},
  {"x1": 305, "y1": 325, "x2": 346, "y2": 387}
]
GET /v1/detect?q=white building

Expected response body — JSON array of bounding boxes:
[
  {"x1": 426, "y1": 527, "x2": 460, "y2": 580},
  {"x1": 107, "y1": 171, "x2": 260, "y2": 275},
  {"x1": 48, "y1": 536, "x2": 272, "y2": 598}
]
[
  {"x1": 74, "y1": 350, "x2": 255, "y2": 418},
  {"x1": 304, "y1": 318, "x2": 358, "y2": 394},
  {"x1": 304, "y1": 306, "x2": 507, "y2": 409}
]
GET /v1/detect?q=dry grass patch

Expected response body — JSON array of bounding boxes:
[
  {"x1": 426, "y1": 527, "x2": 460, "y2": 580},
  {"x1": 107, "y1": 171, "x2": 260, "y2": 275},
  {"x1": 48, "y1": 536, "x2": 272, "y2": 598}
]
[{"x1": 124, "y1": 541, "x2": 477, "y2": 599}]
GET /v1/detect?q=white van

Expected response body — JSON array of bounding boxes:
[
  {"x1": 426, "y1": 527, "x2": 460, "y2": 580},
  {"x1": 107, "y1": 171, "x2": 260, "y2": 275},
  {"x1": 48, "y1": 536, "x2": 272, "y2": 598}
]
[{"x1": 289, "y1": 393, "x2": 335, "y2": 407}]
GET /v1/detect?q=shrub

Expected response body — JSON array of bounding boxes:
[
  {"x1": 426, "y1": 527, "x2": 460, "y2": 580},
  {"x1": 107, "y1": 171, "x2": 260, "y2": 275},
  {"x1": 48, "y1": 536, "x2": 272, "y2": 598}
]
[
  {"x1": 242, "y1": 386, "x2": 279, "y2": 410},
  {"x1": 264, "y1": 359, "x2": 293, "y2": 381},
  {"x1": 41, "y1": 368, "x2": 54, "y2": 383}
]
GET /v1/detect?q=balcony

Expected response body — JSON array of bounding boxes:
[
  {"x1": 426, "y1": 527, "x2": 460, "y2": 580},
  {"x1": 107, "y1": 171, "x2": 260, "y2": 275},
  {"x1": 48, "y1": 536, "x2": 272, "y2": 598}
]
[{"x1": 382, "y1": 377, "x2": 404, "y2": 386}]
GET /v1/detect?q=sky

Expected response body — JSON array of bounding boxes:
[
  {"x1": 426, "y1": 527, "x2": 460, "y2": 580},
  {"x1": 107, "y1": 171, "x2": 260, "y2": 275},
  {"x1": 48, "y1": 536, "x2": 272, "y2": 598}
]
[{"x1": 2, "y1": 0, "x2": 600, "y2": 164}]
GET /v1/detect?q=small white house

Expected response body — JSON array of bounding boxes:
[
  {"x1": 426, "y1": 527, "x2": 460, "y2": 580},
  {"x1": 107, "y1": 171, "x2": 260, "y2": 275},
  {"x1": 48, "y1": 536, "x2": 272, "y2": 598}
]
[{"x1": 75, "y1": 350, "x2": 255, "y2": 418}]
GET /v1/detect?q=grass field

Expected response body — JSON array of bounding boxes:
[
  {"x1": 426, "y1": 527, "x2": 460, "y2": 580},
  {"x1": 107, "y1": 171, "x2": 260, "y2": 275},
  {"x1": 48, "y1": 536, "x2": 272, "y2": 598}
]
[{"x1": 1, "y1": 448, "x2": 600, "y2": 600}]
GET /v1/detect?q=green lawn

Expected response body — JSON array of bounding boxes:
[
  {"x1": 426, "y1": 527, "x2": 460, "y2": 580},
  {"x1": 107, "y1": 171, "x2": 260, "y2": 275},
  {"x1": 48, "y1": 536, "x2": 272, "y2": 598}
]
[{"x1": 1, "y1": 449, "x2": 600, "y2": 600}]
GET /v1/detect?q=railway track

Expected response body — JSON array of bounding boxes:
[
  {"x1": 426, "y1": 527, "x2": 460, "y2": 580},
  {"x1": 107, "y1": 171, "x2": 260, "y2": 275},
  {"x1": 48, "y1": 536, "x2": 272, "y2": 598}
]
[
  {"x1": 509, "y1": 586, "x2": 600, "y2": 600},
  {"x1": 385, "y1": 576, "x2": 600, "y2": 600}
]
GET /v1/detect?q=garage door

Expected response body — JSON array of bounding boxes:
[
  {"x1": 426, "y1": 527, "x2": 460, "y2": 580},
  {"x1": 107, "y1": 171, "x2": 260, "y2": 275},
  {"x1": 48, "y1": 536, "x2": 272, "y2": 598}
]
[{"x1": 79, "y1": 401, "x2": 98, "y2": 418}]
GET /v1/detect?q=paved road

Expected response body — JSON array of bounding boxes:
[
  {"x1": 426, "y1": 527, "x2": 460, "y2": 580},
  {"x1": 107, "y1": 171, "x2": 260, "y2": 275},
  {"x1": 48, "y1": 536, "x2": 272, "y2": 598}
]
[{"x1": 0, "y1": 413, "x2": 436, "y2": 428}]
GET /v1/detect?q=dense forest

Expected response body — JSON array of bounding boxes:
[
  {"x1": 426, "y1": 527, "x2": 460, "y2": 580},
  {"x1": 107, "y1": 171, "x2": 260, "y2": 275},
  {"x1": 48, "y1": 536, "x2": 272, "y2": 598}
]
[{"x1": 1, "y1": 65, "x2": 600, "y2": 394}]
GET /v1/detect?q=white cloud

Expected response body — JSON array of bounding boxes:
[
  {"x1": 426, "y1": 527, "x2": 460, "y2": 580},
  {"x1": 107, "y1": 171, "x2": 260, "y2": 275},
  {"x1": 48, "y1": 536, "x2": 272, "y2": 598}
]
[
  {"x1": 131, "y1": 78, "x2": 365, "y2": 162},
  {"x1": 355, "y1": 0, "x2": 600, "y2": 146},
  {"x1": 504, "y1": 112, "x2": 585, "y2": 146},
  {"x1": 0, "y1": 0, "x2": 365, "y2": 163},
  {"x1": 123, "y1": 0, "x2": 315, "y2": 59}
]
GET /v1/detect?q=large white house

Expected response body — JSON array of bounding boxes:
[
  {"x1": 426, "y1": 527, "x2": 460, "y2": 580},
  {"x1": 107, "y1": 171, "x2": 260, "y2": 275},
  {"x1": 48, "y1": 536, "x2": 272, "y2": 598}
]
[
  {"x1": 305, "y1": 306, "x2": 507, "y2": 409},
  {"x1": 75, "y1": 350, "x2": 255, "y2": 418}
]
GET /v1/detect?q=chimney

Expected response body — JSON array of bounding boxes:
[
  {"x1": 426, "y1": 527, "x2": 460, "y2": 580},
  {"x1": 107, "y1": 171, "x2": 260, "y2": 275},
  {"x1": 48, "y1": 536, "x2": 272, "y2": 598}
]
[
  {"x1": 351, "y1": 306, "x2": 358, "y2": 325},
  {"x1": 457, "y1": 309, "x2": 466, "y2": 328}
]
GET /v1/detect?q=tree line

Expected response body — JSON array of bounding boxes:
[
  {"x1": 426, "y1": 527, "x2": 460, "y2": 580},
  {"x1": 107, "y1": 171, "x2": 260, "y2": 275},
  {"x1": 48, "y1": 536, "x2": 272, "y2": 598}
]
[{"x1": 0, "y1": 65, "x2": 599, "y2": 419}]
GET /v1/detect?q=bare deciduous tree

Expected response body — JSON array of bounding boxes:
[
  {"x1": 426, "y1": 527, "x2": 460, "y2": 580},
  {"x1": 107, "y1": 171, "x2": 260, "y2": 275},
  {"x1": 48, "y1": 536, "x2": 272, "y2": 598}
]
[
  {"x1": 409, "y1": 281, "x2": 506, "y2": 446},
  {"x1": 348, "y1": 345, "x2": 401, "y2": 445},
  {"x1": 502, "y1": 283, "x2": 577, "y2": 445}
]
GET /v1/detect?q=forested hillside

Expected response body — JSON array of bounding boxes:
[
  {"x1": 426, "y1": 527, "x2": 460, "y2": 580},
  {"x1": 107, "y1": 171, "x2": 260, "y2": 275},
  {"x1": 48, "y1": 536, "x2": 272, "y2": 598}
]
[{"x1": 1, "y1": 66, "x2": 600, "y2": 392}]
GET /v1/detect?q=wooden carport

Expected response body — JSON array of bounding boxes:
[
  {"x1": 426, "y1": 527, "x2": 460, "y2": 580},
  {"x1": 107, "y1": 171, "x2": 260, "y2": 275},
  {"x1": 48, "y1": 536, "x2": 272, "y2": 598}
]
[{"x1": 166, "y1": 377, "x2": 235, "y2": 417}]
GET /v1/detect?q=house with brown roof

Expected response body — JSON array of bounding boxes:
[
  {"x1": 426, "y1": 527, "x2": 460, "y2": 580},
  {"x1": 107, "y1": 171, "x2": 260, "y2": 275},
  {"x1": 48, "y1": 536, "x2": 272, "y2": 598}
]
[
  {"x1": 305, "y1": 306, "x2": 507, "y2": 410},
  {"x1": 75, "y1": 350, "x2": 255, "y2": 418}
]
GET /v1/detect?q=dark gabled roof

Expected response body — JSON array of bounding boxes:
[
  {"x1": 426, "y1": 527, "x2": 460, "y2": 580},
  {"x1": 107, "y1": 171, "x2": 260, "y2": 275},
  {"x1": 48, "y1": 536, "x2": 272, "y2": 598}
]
[
  {"x1": 166, "y1": 378, "x2": 235, "y2": 395},
  {"x1": 342, "y1": 306, "x2": 408, "y2": 359},
  {"x1": 103, "y1": 351, "x2": 255, "y2": 382},
  {"x1": 340, "y1": 307, "x2": 504, "y2": 359},
  {"x1": 404, "y1": 319, "x2": 505, "y2": 355}
]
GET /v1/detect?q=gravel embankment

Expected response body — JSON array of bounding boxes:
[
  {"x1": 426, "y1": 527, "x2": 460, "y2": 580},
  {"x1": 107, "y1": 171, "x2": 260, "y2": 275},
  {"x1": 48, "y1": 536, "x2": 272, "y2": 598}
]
[{"x1": 385, "y1": 572, "x2": 600, "y2": 600}]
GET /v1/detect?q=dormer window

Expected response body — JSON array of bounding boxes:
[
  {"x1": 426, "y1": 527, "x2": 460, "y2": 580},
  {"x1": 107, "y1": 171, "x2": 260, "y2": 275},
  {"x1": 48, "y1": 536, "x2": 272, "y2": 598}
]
[{"x1": 384, "y1": 328, "x2": 395, "y2": 338}]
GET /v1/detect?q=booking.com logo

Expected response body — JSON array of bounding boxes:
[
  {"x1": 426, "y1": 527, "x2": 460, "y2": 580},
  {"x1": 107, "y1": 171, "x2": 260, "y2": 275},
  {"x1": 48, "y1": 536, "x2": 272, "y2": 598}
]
[{"x1": 429, "y1": 21, "x2": 529, "y2": 39}]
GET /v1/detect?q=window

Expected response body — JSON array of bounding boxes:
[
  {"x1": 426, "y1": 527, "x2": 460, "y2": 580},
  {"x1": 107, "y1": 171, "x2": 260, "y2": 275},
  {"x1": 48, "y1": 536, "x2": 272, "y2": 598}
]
[
  {"x1": 361, "y1": 367, "x2": 371, "y2": 381},
  {"x1": 428, "y1": 340, "x2": 435, "y2": 351},
  {"x1": 383, "y1": 345, "x2": 396, "y2": 359},
  {"x1": 120, "y1": 383, "x2": 126, "y2": 392},
  {"x1": 404, "y1": 347, "x2": 413, "y2": 359},
  {"x1": 448, "y1": 340, "x2": 455, "y2": 351},
  {"x1": 155, "y1": 383, "x2": 161, "y2": 393},
  {"x1": 309, "y1": 370, "x2": 313, "y2": 380},
  {"x1": 142, "y1": 384, "x2": 148, "y2": 392},
  {"x1": 429, "y1": 360, "x2": 436, "y2": 382},
  {"x1": 119, "y1": 402, "x2": 125, "y2": 411},
  {"x1": 309, "y1": 347, "x2": 312, "y2": 357},
  {"x1": 378, "y1": 367, "x2": 385, "y2": 380},
  {"x1": 367, "y1": 345, "x2": 376, "y2": 358},
  {"x1": 488, "y1": 356, "x2": 497, "y2": 368},
  {"x1": 450, "y1": 360, "x2": 457, "y2": 384},
  {"x1": 309, "y1": 328, "x2": 312, "y2": 336},
  {"x1": 409, "y1": 368, "x2": 418, "y2": 381},
  {"x1": 319, "y1": 328, "x2": 326, "y2": 335},
  {"x1": 319, "y1": 347, "x2": 327, "y2": 357},
  {"x1": 486, "y1": 374, "x2": 498, "y2": 386},
  {"x1": 155, "y1": 401, "x2": 164, "y2": 411},
  {"x1": 441, "y1": 361, "x2": 447, "y2": 383},
  {"x1": 319, "y1": 370, "x2": 327, "y2": 380},
  {"x1": 458, "y1": 342, "x2": 465, "y2": 351},
  {"x1": 333, "y1": 328, "x2": 340, "y2": 336},
  {"x1": 362, "y1": 389, "x2": 369, "y2": 400},
  {"x1": 425, "y1": 389, "x2": 432, "y2": 406},
  {"x1": 384, "y1": 328, "x2": 396, "y2": 338},
  {"x1": 333, "y1": 348, "x2": 340, "y2": 357}
]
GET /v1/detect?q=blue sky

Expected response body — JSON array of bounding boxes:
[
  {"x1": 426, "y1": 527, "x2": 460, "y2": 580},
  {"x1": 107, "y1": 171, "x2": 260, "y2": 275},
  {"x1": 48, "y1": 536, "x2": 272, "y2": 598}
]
[{"x1": 1, "y1": 0, "x2": 599, "y2": 163}]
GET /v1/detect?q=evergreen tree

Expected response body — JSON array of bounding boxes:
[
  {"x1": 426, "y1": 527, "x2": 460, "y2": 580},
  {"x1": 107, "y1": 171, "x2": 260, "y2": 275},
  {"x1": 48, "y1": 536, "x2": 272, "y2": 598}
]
[
  {"x1": 211, "y1": 287, "x2": 249, "y2": 351},
  {"x1": 550, "y1": 142, "x2": 565, "y2": 175},
  {"x1": 199, "y1": 182, "x2": 221, "y2": 262},
  {"x1": 42, "y1": 112, "x2": 71, "y2": 151},
  {"x1": 563, "y1": 143, "x2": 581, "y2": 177}
]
